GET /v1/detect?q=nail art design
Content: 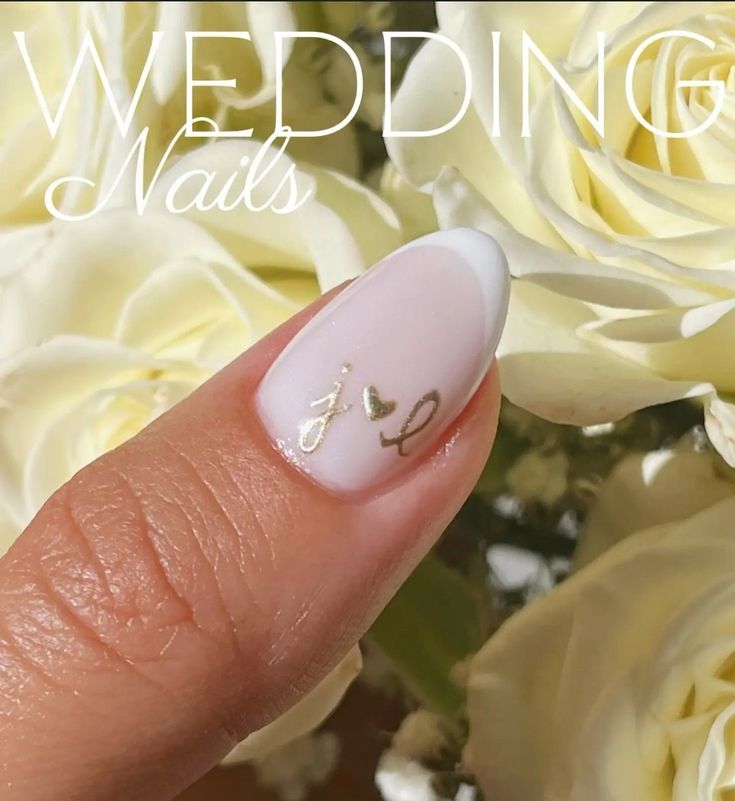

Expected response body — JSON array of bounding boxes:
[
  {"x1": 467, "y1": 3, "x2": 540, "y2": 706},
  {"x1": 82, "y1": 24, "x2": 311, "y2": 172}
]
[
  {"x1": 379, "y1": 390, "x2": 441, "y2": 457},
  {"x1": 257, "y1": 228, "x2": 510, "y2": 494},
  {"x1": 297, "y1": 364, "x2": 352, "y2": 453},
  {"x1": 362, "y1": 386, "x2": 397, "y2": 421}
]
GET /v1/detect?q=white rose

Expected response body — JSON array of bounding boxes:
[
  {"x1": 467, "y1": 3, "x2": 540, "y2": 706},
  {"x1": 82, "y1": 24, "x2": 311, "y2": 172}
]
[
  {"x1": 465, "y1": 493, "x2": 735, "y2": 801},
  {"x1": 379, "y1": 163, "x2": 438, "y2": 240},
  {"x1": 0, "y1": 3, "x2": 110, "y2": 226},
  {"x1": 388, "y1": 2, "x2": 735, "y2": 464},
  {"x1": 576, "y1": 447, "x2": 735, "y2": 568},
  {"x1": 0, "y1": 138, "x2": 400, "y2": 541},
  {"x1": 0, "y1": 1, "x2": 369, "y2": 229},
  {"x1": 0, "y1": 2, "x2": 281, "y2": 224},
  {"x1": 148, "y1": 0, "x2": 383, "y2": 174},
  {"x1": 0, "y1": 139, "x2": 400, "y2": 760}
]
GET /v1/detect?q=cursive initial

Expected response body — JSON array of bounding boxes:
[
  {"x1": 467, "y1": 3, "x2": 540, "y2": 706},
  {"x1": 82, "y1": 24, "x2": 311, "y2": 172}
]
[
  {"x1": 298, "y1": 364, "x2": 352, "y2": 454},
  {"x1": 379, "y1": 390, "x2": 441, "y2": 457}
]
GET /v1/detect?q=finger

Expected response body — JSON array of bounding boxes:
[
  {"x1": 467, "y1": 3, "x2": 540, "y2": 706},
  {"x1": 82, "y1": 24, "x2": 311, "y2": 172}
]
[{"x1": 0, "y1": 229, "x2": 508, "y2": 801}]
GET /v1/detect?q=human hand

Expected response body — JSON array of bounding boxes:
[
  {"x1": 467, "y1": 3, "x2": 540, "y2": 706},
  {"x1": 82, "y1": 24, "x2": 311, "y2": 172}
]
[{"x1": 0, "y1": 230, "x2": 508, "y2": 801}]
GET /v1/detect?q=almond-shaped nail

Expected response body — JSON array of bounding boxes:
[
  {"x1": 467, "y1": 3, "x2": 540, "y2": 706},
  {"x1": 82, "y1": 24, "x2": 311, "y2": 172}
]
[{"x1": 256, "y1": 228, "x2": 509, "y2": 494}]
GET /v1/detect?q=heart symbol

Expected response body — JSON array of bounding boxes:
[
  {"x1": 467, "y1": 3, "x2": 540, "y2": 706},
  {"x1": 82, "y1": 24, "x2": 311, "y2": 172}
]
[{"x1": 362, "y1": 385, "x2": 397, "y2": 421}]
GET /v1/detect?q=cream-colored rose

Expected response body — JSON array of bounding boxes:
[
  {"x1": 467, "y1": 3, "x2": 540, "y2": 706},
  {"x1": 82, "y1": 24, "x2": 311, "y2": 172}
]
[
  {"x1": 466, "y1": 494, "x2": 735, "y2": 801},
  {"x1": 0, "y1": 138, "x2": 400, "y2": 541},
  {"x1": 0, "y1": 3, "x2": 105, "y2": 226},
  {"x1": 0, "y1": 1, "x2": 374, "y2": 228},
  {"x1": 147, "y1": 0, "x2": 379, "y2": 175},
  {"x1": 379, "y1": 162, "x2": 438, "y2": 240},
  {"x1": 0, "y1": 2, "x2": 287, "y2": 224},
  {"x1": 576, "y1": 446, "x2": 735, "y2": 568},
  {"x1": 0, "y1": 139, "x2": 400, "y2": 760},
  {"x1": 388, "y1": 2, "x2": 735, "y2": 464}
]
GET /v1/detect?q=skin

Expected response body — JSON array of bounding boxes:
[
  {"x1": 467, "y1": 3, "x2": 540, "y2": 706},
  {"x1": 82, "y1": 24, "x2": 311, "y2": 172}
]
[{"x1": 0, "y1": 288, "x2": 501, "y2": 801}]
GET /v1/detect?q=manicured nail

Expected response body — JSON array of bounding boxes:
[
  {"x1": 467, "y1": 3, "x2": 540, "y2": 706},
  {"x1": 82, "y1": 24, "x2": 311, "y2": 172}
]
[{"x1": 256, "y1": 229, "x2": 509, "y2": 494}]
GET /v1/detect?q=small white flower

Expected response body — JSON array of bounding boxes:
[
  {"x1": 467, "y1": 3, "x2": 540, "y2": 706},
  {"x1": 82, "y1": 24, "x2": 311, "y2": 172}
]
[
  {"x1": 486, "y1": 544, "x2": 554, "y2": 597},
  {"x1": 251, "y1": 730, "x2": 341, "y2": 801},
  {"x1": 506, "y1": 449, "x2": 569, "y2": 506},
  {"x1": 392, "y1": 710, "x2": 448, "y2": 763},
  {"x1": 376, "y1": 751, "x2": 441, "y2": 801}
]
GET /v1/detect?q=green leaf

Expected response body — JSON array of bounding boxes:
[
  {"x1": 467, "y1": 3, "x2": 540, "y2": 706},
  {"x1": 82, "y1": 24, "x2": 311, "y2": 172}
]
[{"x1": 368, "y1": 554, "x2": 489, "y2": 720}]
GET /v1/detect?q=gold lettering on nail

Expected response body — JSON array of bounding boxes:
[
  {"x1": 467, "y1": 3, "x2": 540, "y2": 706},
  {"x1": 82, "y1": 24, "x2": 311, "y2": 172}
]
[
  {"x1": 379, "y1": 390, "x2": 441, "y2": 457},
  {"x1": 298, "y1": 364, "x2": 352, "y2": 454},
  {"x1": 362, "y1": 385, "x2": 397, "y2": 420}
]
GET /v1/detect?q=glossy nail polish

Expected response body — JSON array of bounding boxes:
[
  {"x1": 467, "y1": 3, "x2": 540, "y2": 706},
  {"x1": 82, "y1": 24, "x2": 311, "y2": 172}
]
[{"x1": 256, "y1": 228, "x2": 509, "y2": 494}]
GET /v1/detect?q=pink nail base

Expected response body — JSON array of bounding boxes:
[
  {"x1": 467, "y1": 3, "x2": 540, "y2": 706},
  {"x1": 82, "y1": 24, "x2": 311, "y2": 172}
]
[{"x1": 256, "y1": 229, "x2": 509, "y2": 495}]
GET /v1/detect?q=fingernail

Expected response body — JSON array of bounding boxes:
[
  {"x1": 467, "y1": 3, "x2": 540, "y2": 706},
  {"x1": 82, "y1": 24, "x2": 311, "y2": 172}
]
[{"x1": 256, "y1": 229, "x2": 509, "y2": 494}]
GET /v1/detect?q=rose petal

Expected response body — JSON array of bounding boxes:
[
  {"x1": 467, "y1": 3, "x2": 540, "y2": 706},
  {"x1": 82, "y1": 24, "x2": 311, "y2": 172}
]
[
  {"x1": 499, "y1": 281, "x2": 712, "y2": 425},
  {"x1": 575, "y1": 449, "x2": 734, "y2": 568},
  {"x1": 151, "y1": 1, "x2": 199, "y2": 104},
  {"x1": 222, "y1": 646, "x2": 361, "y2": 763}
]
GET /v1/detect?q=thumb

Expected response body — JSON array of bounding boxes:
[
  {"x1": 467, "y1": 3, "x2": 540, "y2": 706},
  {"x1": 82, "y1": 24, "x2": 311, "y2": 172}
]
[{"x1": 0, "y1": 229, "x2": 508, "y2": 801}]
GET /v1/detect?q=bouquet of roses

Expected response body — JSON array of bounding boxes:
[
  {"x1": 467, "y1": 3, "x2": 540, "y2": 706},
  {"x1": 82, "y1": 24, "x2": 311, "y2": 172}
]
[{"x1": 3, "y1": 4, "x2": 735, "y2": 801}]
